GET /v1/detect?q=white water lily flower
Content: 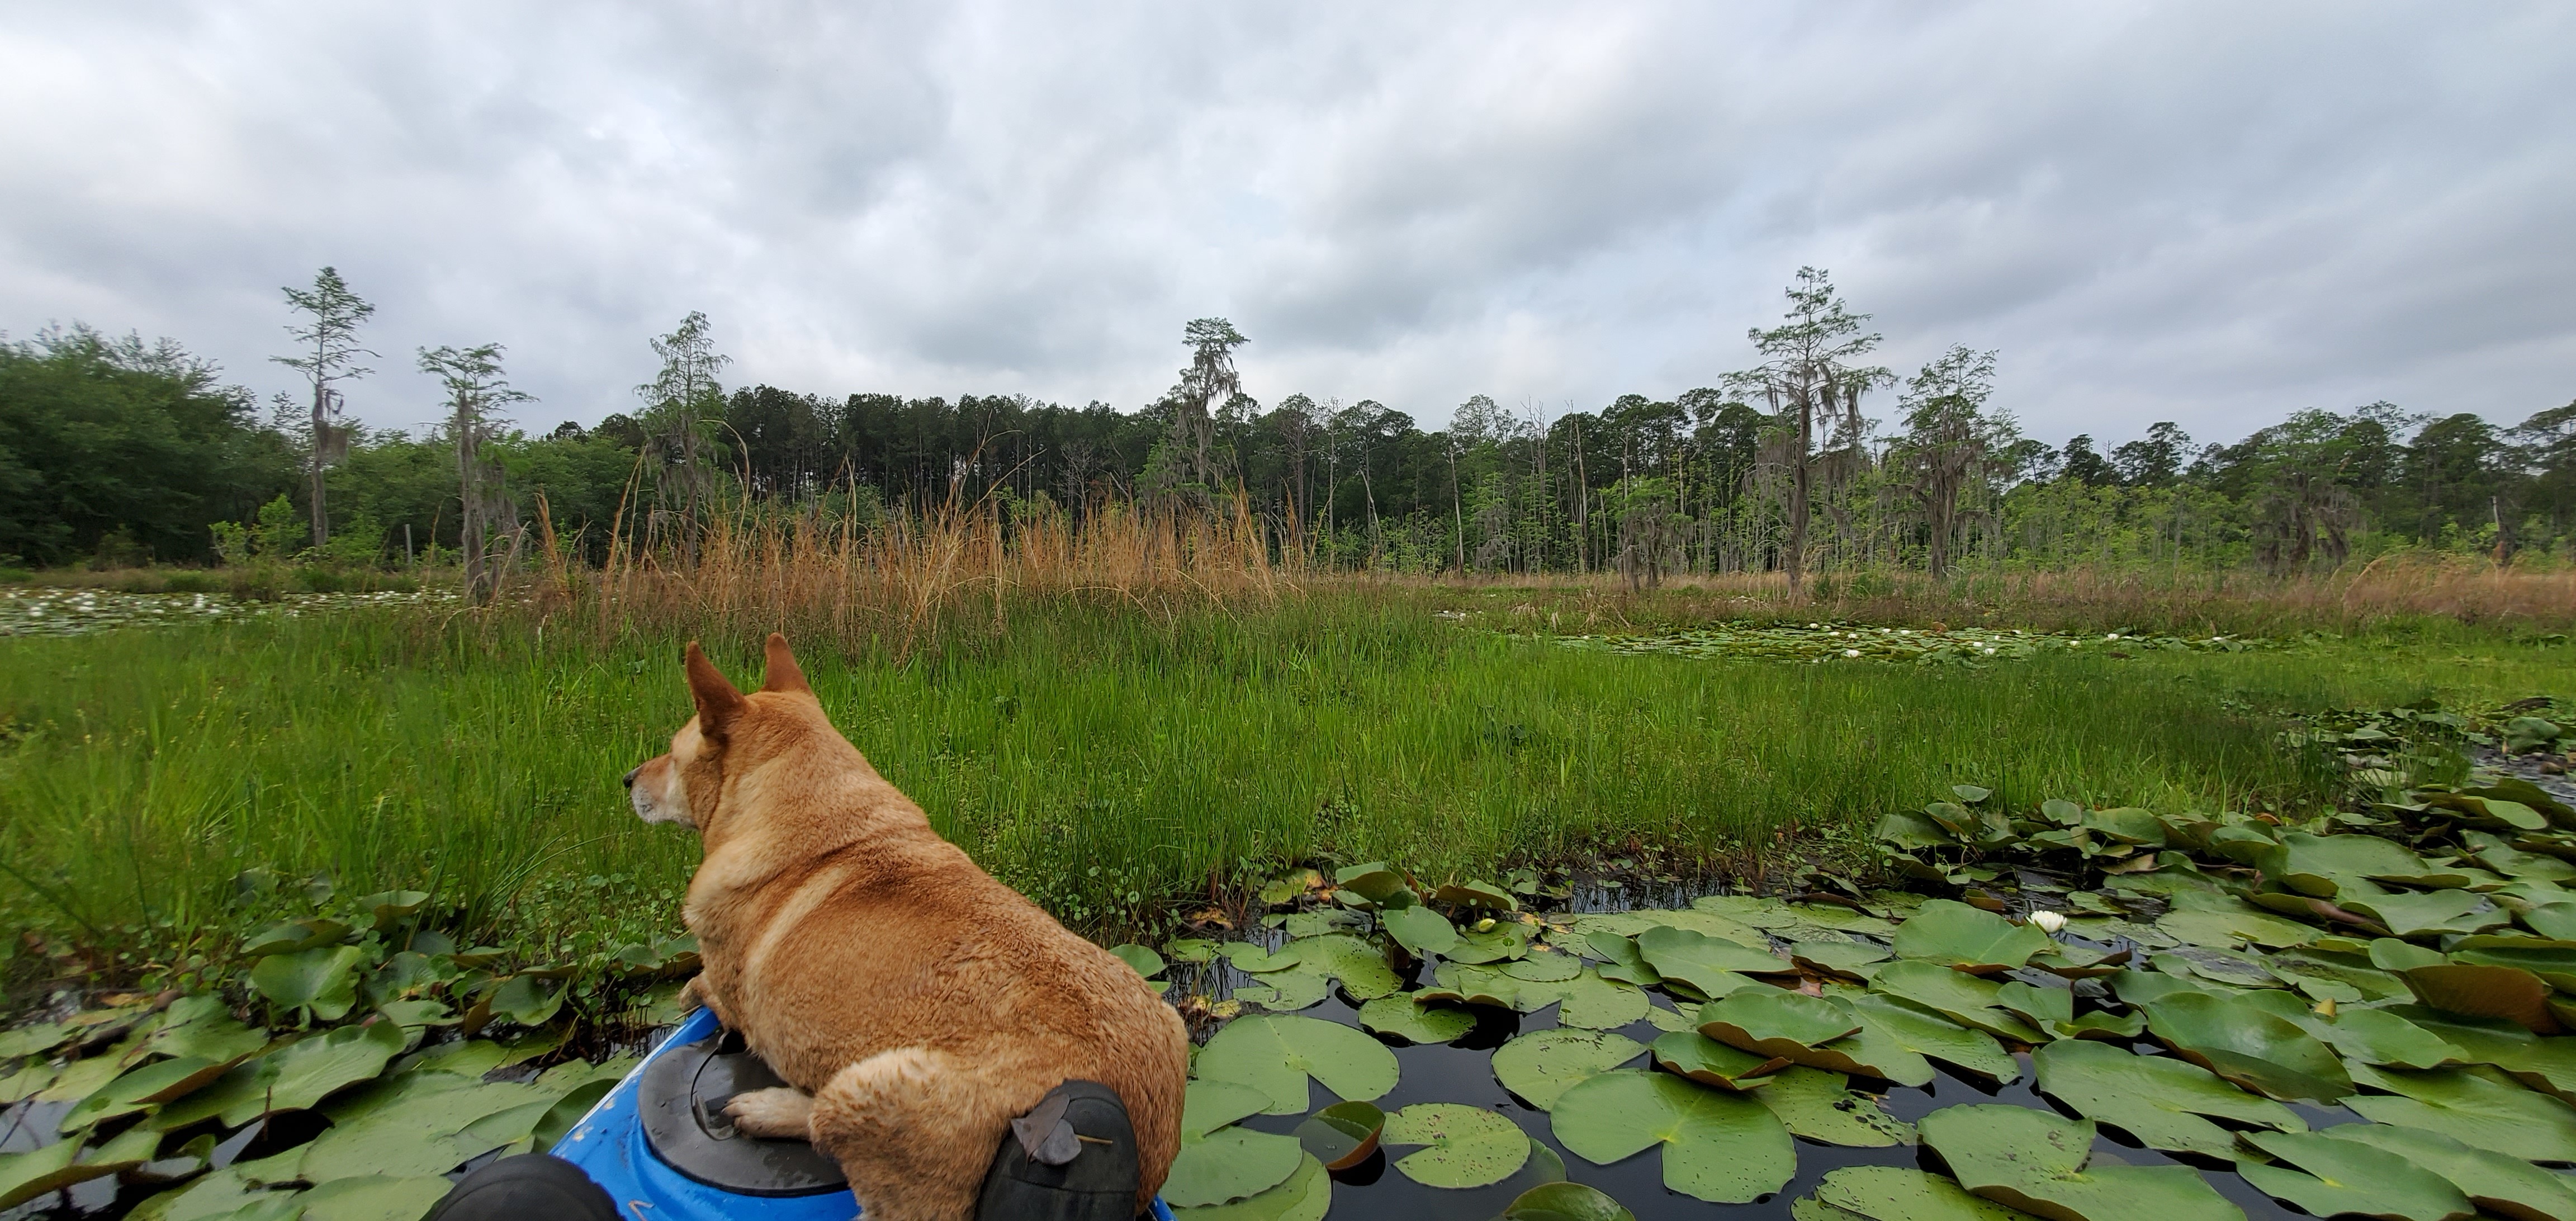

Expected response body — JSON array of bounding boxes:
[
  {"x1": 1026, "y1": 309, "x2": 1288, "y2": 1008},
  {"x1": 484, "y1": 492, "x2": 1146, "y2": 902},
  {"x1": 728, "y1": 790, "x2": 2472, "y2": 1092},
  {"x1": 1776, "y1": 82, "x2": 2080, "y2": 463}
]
[
  {"x1": 2105, "y1": 633, "x2": 2121, "y2": 641},
  {"x1": 2026, "y1": 910, "x2": 2067, "y2": 934},
  {"x1": 1843, "y1": 648, "x2": 1861, "y2": 657}
]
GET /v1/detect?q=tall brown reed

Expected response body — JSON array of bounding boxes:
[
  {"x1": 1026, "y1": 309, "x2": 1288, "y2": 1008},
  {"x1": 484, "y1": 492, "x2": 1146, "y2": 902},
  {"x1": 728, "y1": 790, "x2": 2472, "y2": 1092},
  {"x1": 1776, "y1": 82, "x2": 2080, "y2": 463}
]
[{"x1": 534, "y1": 493, "x2": 1301, "y2": 657}]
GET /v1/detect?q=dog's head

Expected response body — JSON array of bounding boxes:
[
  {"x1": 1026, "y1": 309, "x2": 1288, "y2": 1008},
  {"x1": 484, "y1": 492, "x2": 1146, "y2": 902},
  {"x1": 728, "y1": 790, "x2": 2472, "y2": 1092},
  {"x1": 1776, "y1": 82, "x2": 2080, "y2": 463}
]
[{"x1": 624, "y1": 632, "x2": 813, "y2": 832}]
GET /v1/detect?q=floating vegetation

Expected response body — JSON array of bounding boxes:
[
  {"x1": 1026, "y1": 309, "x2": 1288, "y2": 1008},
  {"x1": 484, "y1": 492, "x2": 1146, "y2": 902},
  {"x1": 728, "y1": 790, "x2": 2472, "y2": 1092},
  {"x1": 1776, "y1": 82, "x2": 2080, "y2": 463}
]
[
  {"x1": 13, "y1": 699, "x2": 2576, "y2": 1220},
  {"x1": 1131, "y1": 711, "x2": 2576, "y2": 1219},
  {"x1": 0, "y1": 588, "x2": 451, "y2": 636},
  {"x1": 1560, "y1": 623, "x2": 2267, "y2": 666}
]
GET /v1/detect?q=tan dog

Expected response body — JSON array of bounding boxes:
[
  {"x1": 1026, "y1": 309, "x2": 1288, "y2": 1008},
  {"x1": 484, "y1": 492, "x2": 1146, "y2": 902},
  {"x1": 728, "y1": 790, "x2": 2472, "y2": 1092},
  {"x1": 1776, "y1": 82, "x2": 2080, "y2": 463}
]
[{"x1": 624, "y1": 635, "x2": 1187, "y2": 1221}]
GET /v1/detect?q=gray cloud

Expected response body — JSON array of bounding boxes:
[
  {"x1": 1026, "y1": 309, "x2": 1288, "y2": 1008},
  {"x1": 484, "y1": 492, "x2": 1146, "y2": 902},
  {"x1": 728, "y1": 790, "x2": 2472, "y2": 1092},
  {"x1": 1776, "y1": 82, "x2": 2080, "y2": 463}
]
[{"x1": 1, "y1": 1, "x2": 2568, "y2": 444}]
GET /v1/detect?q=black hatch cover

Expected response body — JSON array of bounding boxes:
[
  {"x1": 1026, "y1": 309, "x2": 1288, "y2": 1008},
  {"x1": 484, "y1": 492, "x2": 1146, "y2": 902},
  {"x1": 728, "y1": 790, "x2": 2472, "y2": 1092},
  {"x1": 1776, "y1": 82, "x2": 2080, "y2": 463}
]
[{"x1": 638, "y1": 1027, "x2": 849, "y2": 1195}]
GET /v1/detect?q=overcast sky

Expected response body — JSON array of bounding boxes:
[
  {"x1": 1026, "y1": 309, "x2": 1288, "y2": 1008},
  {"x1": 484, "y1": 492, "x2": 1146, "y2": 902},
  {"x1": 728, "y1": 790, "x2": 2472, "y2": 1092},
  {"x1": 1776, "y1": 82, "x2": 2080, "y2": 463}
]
[{"x1": 4, "y1": 3, "x2": 2570, "y2": 448}]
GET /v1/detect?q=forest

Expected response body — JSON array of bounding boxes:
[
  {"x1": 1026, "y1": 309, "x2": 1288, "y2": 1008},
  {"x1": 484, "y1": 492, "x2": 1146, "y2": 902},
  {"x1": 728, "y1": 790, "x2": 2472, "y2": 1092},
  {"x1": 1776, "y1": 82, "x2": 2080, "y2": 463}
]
[{"x1": 3, "y1": 267, "x2": 2572, "y2": 585}]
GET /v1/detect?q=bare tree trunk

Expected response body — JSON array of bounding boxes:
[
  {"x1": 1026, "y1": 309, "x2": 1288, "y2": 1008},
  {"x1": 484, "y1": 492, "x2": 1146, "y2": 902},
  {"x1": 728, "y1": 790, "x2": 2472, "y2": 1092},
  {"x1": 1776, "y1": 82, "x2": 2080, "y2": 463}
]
[
  {"x1": 310, "y1": 386, "x2": 330, "y2": 548},
  {"x1": 457, "y1": 401, "x2": 485, "y2": 603},
  {"x1": 1448, "y1": 438, "x2": 1466, "y2": 576},
  {"x1": 1786, "y1": 390, "x2": 1811, "y2": 599}
]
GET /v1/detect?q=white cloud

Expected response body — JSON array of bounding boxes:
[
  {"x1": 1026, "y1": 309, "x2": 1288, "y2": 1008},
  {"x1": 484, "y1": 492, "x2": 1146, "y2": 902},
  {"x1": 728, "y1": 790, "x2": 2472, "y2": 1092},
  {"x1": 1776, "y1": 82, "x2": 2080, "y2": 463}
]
[{"x1": 1, "y1": 1, "x2": 2568, "y2": 444}]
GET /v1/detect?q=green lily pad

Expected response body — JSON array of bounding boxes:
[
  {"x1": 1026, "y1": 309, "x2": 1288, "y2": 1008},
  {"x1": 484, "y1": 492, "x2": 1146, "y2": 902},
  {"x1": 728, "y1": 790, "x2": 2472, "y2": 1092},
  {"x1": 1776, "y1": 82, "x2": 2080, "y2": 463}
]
[
  {"x1": 0, "y1": 1062, "x2": 54, "y2": 1105},
  {"x1": 1994, "y1": 981, "x2": 2072, "y2": 1029},
  {"x1": 2340, "y1": 890, "x2": 2509, "y2": 939},
  {"x1": 1553, "y1": 969, "x2": 1650, "y2": 1030},
  {"x1": 1878, "y1": 809, "x2": 1960, "y2": 851},
  {"x1": 0, "y1": 1022, "x2": 71, "y2": 1061},
  {"x1": 297, "y1": 1174, "x2": 454, "y2": 1221},
  {"x1": 2236, "y1": 990, "x2": 2464, "y2": 1068},
  {"x1": 242, "y1": 917, "x2": 352, "y2": 957},
  {"x1": 1698, "y1": 987, "x2": 1862, "y2": 1058},
  {"x1": 1382, "y1": 1102, "x2": 1531, "y2": 1189},
  {"x1": 57, "y1": 1055, "x2": 228, "y2": 1130},
  {"x1": 1637, "y1": 926, "x2": 1790, "y2": 995},
  {"x1": 2157, "y1": 907, "x2": 2321, "y2": 950},
  {"x1": 1494, "y1": 1181, "x2": 1637, "y2": 1221},
  {"x1": 1167, "y1": 939, "x2": 1220, "y2": 964},
  {"x1": 300, "y1": 1116, "x2": 466, "y2": 1183},
  {"x1": 1794, "y1": 941, "x2": 1894, "y2": 981},
  {"x1": 1432, "y1": 880, "x2": 1520, "y2": 912},
  {"x1": 1167, "y1": 1151, "x2": 1329, "y2": 1221},
  {"x1": 2153, "y1": 945, "x2": 2283, "y2": 990},
  {"x1": 1290, "y1": 934, "x2": 1403, "y2": 1000},
  {"x1": 1636, "y1": 1000, "x2": 1696, "y2": 1030},
  {"x1": 1752, "y1": 1066, "x2": 1911, "y2": 1147},
  {"x1": 1334, "y1": 863, "x2": 1413, "y2": 905},
  {"x1": 1448, "y1": 922, "x2": 1535, "y2": 965},
  {"x1": 1109, "y1": 944, "x2": 1166, "y2": 979},
  {"x1": 1890, "y1": 901, "x2": 2052, "y2": 974},
  {"x1": 1294, "y1": 1100, "x2": 1383, "y2": 1171},
  {"x1": 486, "y1": 976, "x2": 565, "y2": 1028},
  {"x1": 1871, "y1": 961, "x2": 2049, "y2": 1043},
  {"x1": 2135, "y1": 990, "x2": 2352, "y2": 1102},
  {"x1": 1183, "y1": 1080, "x2": 1275, "y2": 1138},
  {"x1": 2257, "y1": 832, "x2": 2469, "y2": 895},
  {"x1": 399, "y1": 1039, "x2": 509, "y2": 1080},
  {"x1": 1839, "y1": 992, "x2": 2012, "y2": 1085},
  {"x1": 1917, "y1": 1104, "x2": 2241, "y2": 1221},
  {"x1": 1234, "y1": 966, "x2": 1330, "y2": 1011},
  {"x1": 1193, "y1": 1015, "x2": 1399, "y2": 1114},
  {"x1": 1502, "y1": 953, "x2": 1583, "y2": 983},
  {"x1": 2340, "y1": 1064, "x2": 2576, "y2": 1162},
  {"x1": 2235, "y1": 1130, "x2": 2471, "y2": 1221},
  {"x1": 1550, "y1": 1070, "x2": 1796, "y2": 1204},
  {"x1": 1167, "y1": 1127, "x2": 1305, "y2": 1208},
  {"x1": 1491, "y1": 1029, "x2": 1645, "y2": 1110},
  {"x1": 2032, "y1": 1039, "x2": 2304, "y2": 1160},
  {"x1": 1356, "y1": 996, "x2": 1476, "y2": 1044},
  {"x1": 2266, "y1": 951, "x2": 2413, "y2": 1005},
  {"x1": 1167, "y1": 1080, "x2": 1304, "y2": 1207},
  {"x1": 2521, "y1": 901, "x2": 2576, "y2": 940},
  {"x1": 1223, "y1": 943, "x2": 1304, "y2": 974},
  {"x1": 533, "y1": 1077, "x2": 621, "y2": 1153},
  {"x1": 354, "y1": 890, "x2": 431, "y2": 931},
  {"x1": 2387, "y1": 1005, "x2": 2576, "y2": 1100},
  {"x1": 0, "y1": 1124, "x2": 160, "y2": 1210},
  {"x1": 1802, "y1": 1166, "x2": 2040, "y2": 1221},
  {"x1": 2081, "y1": 807, "x2": 2166, "y2": 847},
  {"x1": 2321, "y1": 1121, "x2": 2576, "y2": 1221},
  {"x1": 249, "y1": 945, "x2": 365, "y2": 1023},
  {"x1": 1585, "y1": 933, "x2": 1663, "y2": 987},
  {"x1": 1419, "y1": 962, "x2": 1527, "y2": 1009},
  {"x1": 1384, "y1": 906, "x2": 1460, "y2": 958},
  {"x1": 1649, "y1": 1030, "x2": 1787, "y2": 1090}
]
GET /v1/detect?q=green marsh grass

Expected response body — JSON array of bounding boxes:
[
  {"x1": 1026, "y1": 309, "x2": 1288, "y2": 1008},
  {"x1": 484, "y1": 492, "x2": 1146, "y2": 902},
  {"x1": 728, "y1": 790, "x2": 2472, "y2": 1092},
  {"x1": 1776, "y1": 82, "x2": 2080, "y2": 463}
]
[{"x1": 16, "y1": 585, "x2": 2565, "y2": 987}]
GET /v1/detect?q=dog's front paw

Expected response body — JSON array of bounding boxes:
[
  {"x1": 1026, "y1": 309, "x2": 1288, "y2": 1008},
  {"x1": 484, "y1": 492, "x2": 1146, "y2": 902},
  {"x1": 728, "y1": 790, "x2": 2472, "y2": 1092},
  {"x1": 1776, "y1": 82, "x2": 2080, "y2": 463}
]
[{"x1": 724, "y1": 1086, "x2": 816, "y2": 1139}]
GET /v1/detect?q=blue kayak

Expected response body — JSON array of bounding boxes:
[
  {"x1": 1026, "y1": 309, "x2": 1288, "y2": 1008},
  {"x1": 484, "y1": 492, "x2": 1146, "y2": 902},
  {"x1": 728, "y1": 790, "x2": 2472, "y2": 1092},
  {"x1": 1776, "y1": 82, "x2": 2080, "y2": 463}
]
[{"x1": 551, "y1": 1006, "x2": 1176, "y2": 1220}]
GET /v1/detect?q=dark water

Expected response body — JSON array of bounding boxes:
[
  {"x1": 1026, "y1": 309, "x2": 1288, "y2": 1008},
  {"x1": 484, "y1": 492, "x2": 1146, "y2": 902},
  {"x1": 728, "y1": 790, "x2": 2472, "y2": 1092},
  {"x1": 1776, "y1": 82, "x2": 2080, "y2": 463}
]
[{"x1": 1223, "y1": 987, "x2": 2320, "y2": 1221}]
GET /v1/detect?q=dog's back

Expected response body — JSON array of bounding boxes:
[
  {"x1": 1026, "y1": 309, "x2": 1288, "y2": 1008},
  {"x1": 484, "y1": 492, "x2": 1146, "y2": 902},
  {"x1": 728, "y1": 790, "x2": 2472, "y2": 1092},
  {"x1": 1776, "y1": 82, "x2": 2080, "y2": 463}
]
[{"x1": 632, "y1": 637, "x2": 1187, "y2": 1220}]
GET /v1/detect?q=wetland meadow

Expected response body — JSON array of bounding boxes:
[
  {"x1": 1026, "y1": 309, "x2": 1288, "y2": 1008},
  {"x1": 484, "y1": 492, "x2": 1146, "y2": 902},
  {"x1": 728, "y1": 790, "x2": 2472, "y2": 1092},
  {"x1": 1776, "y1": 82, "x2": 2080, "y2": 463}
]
[{"x1": 4, "y1": 560, "x2": 2575, "y2": 1221}]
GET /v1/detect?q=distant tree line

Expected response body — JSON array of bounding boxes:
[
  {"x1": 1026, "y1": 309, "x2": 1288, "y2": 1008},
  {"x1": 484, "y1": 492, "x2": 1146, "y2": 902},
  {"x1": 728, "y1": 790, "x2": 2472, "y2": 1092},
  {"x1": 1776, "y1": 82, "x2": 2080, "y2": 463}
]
[{"x1": 3, "y1": 267, "x2": 2572, "y2": 581}]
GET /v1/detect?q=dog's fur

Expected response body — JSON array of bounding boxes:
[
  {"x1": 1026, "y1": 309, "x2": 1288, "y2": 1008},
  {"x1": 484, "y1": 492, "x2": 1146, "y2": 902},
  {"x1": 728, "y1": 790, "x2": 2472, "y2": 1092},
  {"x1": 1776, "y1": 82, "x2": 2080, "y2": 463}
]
[{"x1": 624, "y1": 635, "x2": 1187, "y2": 1221}]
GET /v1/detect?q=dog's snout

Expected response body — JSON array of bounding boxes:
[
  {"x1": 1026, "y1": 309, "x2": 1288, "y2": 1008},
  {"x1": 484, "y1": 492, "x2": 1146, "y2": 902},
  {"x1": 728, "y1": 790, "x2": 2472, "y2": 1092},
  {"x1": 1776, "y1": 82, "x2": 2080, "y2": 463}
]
[{"x1": 623, "y1": 764, "x2": 643, "y2": 789}]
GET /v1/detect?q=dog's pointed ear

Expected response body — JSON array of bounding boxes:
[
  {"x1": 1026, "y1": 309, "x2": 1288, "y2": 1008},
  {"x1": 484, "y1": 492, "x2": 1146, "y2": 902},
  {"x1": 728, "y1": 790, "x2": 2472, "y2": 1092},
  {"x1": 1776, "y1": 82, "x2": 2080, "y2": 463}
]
[
  {"x1": 685, "y1": 641, "x2": 747, "y2": 737},
  {"x1": 760, "y1": 632, "x2": 809, "y2": 694}
]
